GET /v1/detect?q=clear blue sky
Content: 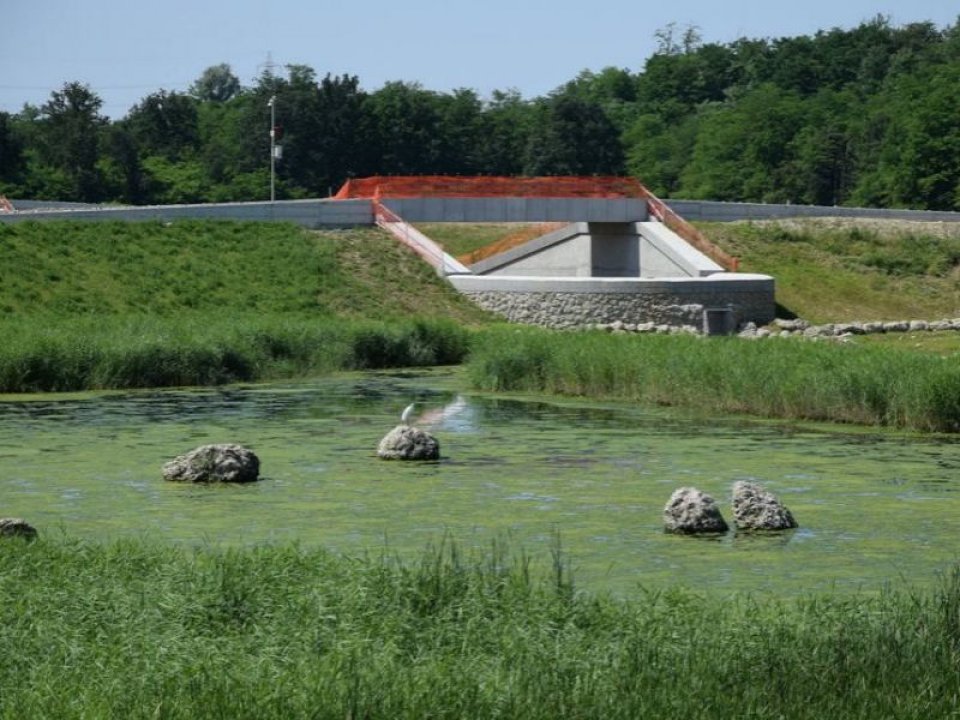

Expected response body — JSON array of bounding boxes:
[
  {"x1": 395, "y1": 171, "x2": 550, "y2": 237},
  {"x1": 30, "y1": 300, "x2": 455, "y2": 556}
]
[{"x1": 2, "y1": 0, "x2": 957, "y2": 118}]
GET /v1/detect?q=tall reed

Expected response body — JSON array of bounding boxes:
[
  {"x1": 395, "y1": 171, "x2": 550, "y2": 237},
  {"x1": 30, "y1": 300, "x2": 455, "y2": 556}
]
[
  {"x1": 469, "y1": 326, "x2": 960, "y2": 432},
  {"x1": 0, "y1": 314, "x2": 471, "y2": 392}
]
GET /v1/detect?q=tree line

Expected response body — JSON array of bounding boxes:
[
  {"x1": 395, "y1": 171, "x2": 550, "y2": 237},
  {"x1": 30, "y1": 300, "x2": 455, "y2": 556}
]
[{"x1": 1, "y1": 16, "x2": 958, "y2": 210}]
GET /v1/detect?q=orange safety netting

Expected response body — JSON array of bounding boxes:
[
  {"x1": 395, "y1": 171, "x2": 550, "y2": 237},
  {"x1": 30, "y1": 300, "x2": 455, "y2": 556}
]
[
  {"x1": 337, "y1": 175, "x2": 739, "y2": 272},
  {"x1": 334, "y1": 176, "x2": 652, "y2": 200},
  {"x1": 456, "y1": 222, "x2": 568, "y2": 265}
]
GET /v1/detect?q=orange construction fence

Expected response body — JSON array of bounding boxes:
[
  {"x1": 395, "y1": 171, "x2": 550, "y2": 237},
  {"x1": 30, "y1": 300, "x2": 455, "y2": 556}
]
[
  {"x1": 335, "y1": 175, "x2": 651, "y2": 200},
  {"x1": 335, "y1": 175, "x2": 739, "y2": 272}
]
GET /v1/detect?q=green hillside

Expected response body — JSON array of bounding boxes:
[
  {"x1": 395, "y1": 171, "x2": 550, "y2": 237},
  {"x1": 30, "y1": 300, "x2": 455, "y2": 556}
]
[
  {"x1": 0, "y1": 220, "x2": 487, "y2": 392},
  {"x1": 0, "y1": 220, "x2": 490, "y2": 322},
  {"x1": 701, "y1": 217, "x2": 960, "y2": 323}
]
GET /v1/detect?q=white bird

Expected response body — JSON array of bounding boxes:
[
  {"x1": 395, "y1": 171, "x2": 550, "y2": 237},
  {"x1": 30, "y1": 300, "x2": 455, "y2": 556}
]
[{"x1": 401, "y1": 402, "x2": 416, "y2": 426}]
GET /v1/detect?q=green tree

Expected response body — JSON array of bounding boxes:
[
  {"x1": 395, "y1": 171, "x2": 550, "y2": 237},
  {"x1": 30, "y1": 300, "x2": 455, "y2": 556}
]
[
  {"x1": 102, "y1": 125, "x2": 147, "y2": 204},
  {"x1": 37, "y1": 82, "x2": 106, "y2": 201},
  {"x1": 190, "y1": 63, "x2": 241, "y2": 103},
  {"x1": 854, "y1": 64, "x2": 960, "y2": 209},
  {"x1": 125, "y1": 90, "x2": 199, "y2": 161},
  {"x1": 474, "y1": 89, "x2": 535, "y2": 176},
  {"x1": 0, "y1": 111, "x2": 25, "y2": 191},
  {"x1": 624, "y1": 112, "x2": 698, "y2": 195},
  {"x1": 679, "y1": 84, "x2": 805, "y2": 201},
  {"x1": 523, "y1": 95, "x2": 625, "y2": 175},
  {"x1": 362, "y1": 81, "x2": 445, "y2": 174}
]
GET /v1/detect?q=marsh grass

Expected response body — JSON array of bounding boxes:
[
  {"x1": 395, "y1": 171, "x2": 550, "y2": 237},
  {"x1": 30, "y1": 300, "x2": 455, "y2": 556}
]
[
  {"x1": 1, "y1": 534, "x2": 959, "y2": 719},
  {"x1": 0, "y1": 314, "x2": 471, "y2": 392},
  {"x1": 469, "y1": 326, "x2": 960, "y2": 432}
]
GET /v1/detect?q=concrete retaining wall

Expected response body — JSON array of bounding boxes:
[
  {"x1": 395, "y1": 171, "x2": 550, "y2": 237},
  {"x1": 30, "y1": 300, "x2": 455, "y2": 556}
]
[
  {"x1": 470, "y1": 221, "x2": 724, "y2": 279},
  {"x1": 667, "y1": 199, "x2": 960, "y2": 223},
  {"x1": 0, "y1": 199, "x2": 373, "y2": 228},
  {"x1": 382, "y1": 198, "x2": 649, "y2": 223},
  {"x1": 5, "y1": 196, "x2": 958, "y2": 227},
  {"x1": 449, "y1": 274, "x2": 775, "y2": 329}
]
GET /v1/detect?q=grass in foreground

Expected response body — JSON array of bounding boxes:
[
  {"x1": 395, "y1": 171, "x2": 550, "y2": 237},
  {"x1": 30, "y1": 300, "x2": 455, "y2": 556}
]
[
  {"x1": 1, "y1": 535, "x2": 959, "y2": 719},
  {"x1": 469, "y1": 326, "x2": 960, "y2": 433}
]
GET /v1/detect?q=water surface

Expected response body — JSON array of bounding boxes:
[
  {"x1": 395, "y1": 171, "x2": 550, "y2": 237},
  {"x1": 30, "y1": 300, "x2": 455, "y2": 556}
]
[{"x1": 3, "y1": 368, "x2": 959, "y2": 596}]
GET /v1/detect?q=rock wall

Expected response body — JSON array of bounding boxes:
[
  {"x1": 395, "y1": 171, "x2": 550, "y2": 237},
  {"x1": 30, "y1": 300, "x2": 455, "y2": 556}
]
[{"x1": 460, "y1": 288, "x2": 775, "y2": 330}]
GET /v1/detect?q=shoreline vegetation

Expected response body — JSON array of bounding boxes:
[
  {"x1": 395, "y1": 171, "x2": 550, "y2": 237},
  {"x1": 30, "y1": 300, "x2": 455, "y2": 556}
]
[
  {"x1": 468, "y1": 327, "x2": 960, "y2": 433},
  {"x1": 0, "y1": 313, "x2": 470, "y2": 392},
  {"x1": 3, "y1": 219, "x2": 960, "y2": 434},
  {"x1": 2, "y1": 535, "x2": 960, "y2": 718}
]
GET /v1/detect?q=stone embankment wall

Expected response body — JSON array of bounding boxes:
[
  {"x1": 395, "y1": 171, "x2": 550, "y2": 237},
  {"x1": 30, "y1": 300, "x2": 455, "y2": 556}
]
[{"x1": 451, "y1": 276, "x2": 775, "y2": 330}]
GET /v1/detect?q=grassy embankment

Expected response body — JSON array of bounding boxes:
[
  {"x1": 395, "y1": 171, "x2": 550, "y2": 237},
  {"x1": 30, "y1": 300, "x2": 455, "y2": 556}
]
[
  {"x1": 5, "y1": 217, "x2": 960, "y2": 432},
  {"x1": 0, "y1": 220, "x2": 492, "y2": 392},
  {"x1": 3, "y1": 535, "x2": 960, "y2": 719}
]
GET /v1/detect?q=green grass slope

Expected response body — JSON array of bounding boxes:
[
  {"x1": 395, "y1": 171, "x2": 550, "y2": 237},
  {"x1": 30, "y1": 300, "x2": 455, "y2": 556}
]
[
  {"x1": 0, "y1": 220, "x2": 490, "y2": 322},
  {"x1": 702, "y1": 217, "x2": 960, "y2": 323},
  {"x1": 0, "y1": 221, "x2": 489, "y2": 391}
]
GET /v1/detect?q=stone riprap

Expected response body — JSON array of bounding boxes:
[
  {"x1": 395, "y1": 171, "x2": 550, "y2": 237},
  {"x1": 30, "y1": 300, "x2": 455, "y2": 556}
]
[
  {"x1": 737, "y1": 316, "x2": 960, "y2": 340},
  {"x1": 0, "y1": 517, "x2": 37, "y2": 539},
  {"x1": 731, "y1": 481, "x2": 798, "y2": 531},
  {"x1": 663, "y1": 487, "x2": 729, "y2": 534},
  {"x1": 377, "y1": 425, "x2": 441, "y2": 461},
  {"x1": 162, "y1": 443, "x2": 261, "y2": 483}
]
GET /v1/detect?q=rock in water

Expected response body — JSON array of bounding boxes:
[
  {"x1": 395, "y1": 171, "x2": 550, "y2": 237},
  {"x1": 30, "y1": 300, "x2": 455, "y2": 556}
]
[
  {"x1": 0, "y1": 517, "x2": 37, "y2": 539},
  {"x1": 732, "y1": 480, "x2": 797, "y2": 531},
  {"x1": 663, "y1": 487, "x2": 729, "y2": 534},
  {"x1": 377, "y1": 425, "x2": 440, "y2": 461},
  {"x1": 162, "y1": 444, "x2": 260, "y2": 483}
]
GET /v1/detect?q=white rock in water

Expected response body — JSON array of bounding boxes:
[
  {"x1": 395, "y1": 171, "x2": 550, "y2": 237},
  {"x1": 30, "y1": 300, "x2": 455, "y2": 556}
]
[
  {"x1": 663, "y1": 487, "x2": 729, "y2": 534},
  {"x1": 377, "y1": 425, "x2": 440, "y2": 461},
  {"x1": 162, "y1": 443, "x2": 260, "y2": 483},
  {"x1": 731, "y1": 480, "x2": 797, "y2": 531}
]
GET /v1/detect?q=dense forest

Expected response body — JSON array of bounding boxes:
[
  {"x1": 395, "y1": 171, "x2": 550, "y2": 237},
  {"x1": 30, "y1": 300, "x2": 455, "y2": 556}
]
[{"x1": 1, "y1": 16, "x2": 958, "y2": 210}]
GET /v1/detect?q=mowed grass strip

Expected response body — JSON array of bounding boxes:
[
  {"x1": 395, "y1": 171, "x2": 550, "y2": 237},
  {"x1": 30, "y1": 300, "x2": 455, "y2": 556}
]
[{"x1": 0, "y1": 220, "x2": 490, "y2": 321}]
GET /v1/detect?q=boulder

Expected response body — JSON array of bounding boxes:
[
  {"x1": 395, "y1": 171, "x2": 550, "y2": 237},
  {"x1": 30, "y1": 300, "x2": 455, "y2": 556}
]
[
  {"x1": 663, "y1": 487, "x2": 729, "y2": 534},
  {"x1": 162, "y1": 443, "x2": 260, "y2": 483},
  {"x1": 0, "y1": 518, "x2": 37, "y2": 539},
  {"x1": 731, "y1": 480, "x2": 797, "y2": 531},
  {"x1": 377, "y1": 425, "x2": 440, "y2": 461}
]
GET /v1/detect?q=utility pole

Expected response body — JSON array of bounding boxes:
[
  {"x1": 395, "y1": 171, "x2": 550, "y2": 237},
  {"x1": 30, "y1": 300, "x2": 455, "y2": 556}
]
[{"x1": 268, "y1": 95, "x2": 276, "y2": 203}]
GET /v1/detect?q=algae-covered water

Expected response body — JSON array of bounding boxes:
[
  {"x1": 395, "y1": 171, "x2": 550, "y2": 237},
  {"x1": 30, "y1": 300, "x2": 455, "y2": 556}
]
[{"x1": 3, "y1": 367, "x2": 960, "y2": 596}]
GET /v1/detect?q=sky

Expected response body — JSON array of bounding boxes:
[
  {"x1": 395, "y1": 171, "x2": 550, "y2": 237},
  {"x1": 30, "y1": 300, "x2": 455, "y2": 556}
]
[{"x1": 2, "y1": 0, "x2": 957, "y2": 119}]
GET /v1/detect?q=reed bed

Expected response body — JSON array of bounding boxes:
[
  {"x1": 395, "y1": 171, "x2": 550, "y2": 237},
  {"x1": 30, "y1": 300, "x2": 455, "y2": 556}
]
[
  {"x1": 0, "y1": 314, "x2": 470, "y2": 392},
  {"x1": 1, "y1": 535, "x2": 958, "y2": 719},
  {"x1": 469, "y1": 326, "x2": 960, "y2": 433}
]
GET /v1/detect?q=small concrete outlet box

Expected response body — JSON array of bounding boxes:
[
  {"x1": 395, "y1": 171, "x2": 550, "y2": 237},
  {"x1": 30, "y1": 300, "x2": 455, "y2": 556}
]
[{"x1": 703, "y1": 307, "x2": 736, "y2": 336}]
